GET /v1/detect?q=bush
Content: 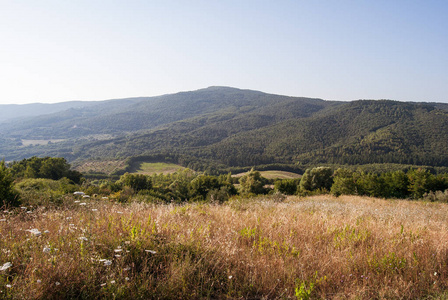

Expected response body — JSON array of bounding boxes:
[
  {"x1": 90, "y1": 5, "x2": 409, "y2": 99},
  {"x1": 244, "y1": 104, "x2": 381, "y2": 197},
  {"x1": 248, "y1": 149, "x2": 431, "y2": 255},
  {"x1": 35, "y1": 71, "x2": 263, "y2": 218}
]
[{"x1": 0, "y1": 160, "x2": 19, "y2": 207}]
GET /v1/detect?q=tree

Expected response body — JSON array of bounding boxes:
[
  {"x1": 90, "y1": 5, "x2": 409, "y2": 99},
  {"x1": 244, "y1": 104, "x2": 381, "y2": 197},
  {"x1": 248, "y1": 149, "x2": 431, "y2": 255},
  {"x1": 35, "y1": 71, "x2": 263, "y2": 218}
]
[
  {"x1": 189, "y1": 175, "x2": 220, "y2": 200},
  {"x1": 274, "y1": 179, "x2": 298, "y2": 195},
  {"x1": 239, "y1": 169, "x2": 267, "y2": 195},
  {"x1": 119, "y1": 173, "x2": 152, "y2": 191},
  {"x1": 331, "y1": 168, "x2": 357, "y2": 196},
  {"x1": 0, "y1": 160, "x2": 19, "y2": 207},
  {"x1": 299, "y1": 167, "x2": 333, "y2": 192}
]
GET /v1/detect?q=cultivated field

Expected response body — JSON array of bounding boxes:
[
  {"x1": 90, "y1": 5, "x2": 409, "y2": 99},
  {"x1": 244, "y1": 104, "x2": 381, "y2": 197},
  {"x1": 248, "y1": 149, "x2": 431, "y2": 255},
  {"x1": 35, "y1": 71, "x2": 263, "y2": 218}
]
[
  {"x1": 128, "y1": 162, "x2": 186, "y2": 175},
  {"x1": 73, "y1": 160, "x2": 127, "y2": 175},
  {"x1": 233, "y1": 170, "x2": 301, "y2": 180},
  {"x1": 1, "y1": 195, "x2": 448, "y2": 299}
]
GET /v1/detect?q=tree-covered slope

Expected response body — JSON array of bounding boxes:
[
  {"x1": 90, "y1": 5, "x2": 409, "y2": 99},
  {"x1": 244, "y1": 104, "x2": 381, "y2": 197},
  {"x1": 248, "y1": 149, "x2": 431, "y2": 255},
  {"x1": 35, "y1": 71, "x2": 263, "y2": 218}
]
[
  {"x1": 1, "y1": 87, "x2": 448, "y2": 170},
  {"x1": 0, "y1": 87, "x2": 331, "y2": 139}
]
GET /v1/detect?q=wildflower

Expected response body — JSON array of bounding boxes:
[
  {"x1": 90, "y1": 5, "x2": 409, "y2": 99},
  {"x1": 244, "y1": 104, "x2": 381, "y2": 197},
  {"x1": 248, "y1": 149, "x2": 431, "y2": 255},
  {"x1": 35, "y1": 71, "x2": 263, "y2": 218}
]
[
  {"x1": 79, "y1": 237, "x2": 88, "y2": 241},
  {"x1": 434, "y1": 272, "x2": 438, "y2": 276},
  {"x1": 55, "y1": 282, "x2": 60, "y2": 286},
  {"x1": 114, "y1": 249, "x2": 122, "y2": 253},
  {"x1": 228, "y1": 276, "x2": 233, "y2": 279},
  {"x1": 6, "y1": 284, "x2": 11, "y2": 288},
  {"x1": 110, "y1": 280, "x2": 116, "y2": 284},
  {"x1": 44, "y1": 230, "x2": 50, "y2": 234},
  {"x1": 74, "y1": 201, "x2": 80, "y2": 203},
  {"x1": 115, "y1": 255, "x2": 121, "y2": 258},
  {"x1": 43, "y1": 247, "x2": 51, "y2": 254},
  {"x1": 103, "y1": 260, "x2": 112, "y2": 266},
  {"x1": 125, "y1": 277, "x2": 130, "y2": 281},
  {"x1": 27, "y1": 211, "x2": 33, "y2": 214},
  {"x1": 101, "y1": 283, "x2": 106, "y2": 287},
  {"x1": 145, "y1": 250, "x2": 156, "y2": 254},
  {"x1": 92, "y1": 209, "x2": 98, "y2": 211},
  {"x1": 0, "y1": 262, "x2": 12, "y2": 271},
  {"x1": 80, "y1": 203, "x2": 87, "y2": 206},
  {"x1": 21, "y1": 207, "x2": 27, "y2": 210},
  {"x1": 27, "y1": 229, "x2": 42, "y2": 236},
  {"x1": 37, "y1": 280, "x2": 42, "y2": 284}
]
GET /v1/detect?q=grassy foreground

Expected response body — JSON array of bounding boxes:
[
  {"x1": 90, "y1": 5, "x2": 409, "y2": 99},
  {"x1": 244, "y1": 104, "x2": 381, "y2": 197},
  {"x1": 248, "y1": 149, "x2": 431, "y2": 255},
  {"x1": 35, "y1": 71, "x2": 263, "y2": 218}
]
[{"x1": 1, "y1": 195, "x2": 448, "y2": 299}]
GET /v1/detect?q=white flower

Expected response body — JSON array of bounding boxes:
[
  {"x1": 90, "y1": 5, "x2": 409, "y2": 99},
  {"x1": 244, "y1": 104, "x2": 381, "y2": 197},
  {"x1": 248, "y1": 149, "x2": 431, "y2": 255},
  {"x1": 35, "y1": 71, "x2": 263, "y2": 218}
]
[
  {"x1": 79, "y1": 237, "x2": 88, "y2": 241},
  {"x1": 44, "y1": 230, "x2": 50, "y2": 234},
  {"x1": 74, "y1": 201, "x2": 80, "y2": 203},
  {"x1": 103, "y1": 260, "x2": 112, "y2": 266},
  {"x1": 114, "y1": 249, "x2": 123, "y2": 252},
  {"x1": 55, "y1": 282, "x2": 60, "y2": 286},
  {"x1": 20, "y1": 207, "x2": 27, "y2": 210},
  {"x1": 101, "y1": 283, "x2": 106, "y2": 287},
  {"x1": 43, "y1": 247, "x2": 51, "y2": 254},
  {"x1": 6, "y1": 284, "x2": 11, "y2": 288},
  {"x1": 125, "y1": 277, "x2": 130, "y2": 281},
  {"x1": 228, "y1": 275, "x2": 233, "y2": 279},
  {"x1": 0, "y1": 262, "x2": 12, "y2": 271},
  {"x1": 27, "y1": 229, "x2": 42, "y2": 236},
  {"x1": 80, "y1": 203, "x2": 87, "y2": 206},
  {"x1": 37, "y1": 280, "x2": 42, "y2": 284},
  {"x1": 434, "y1": 272, "x2": 438, "y2": 276},
  {"x1": 145, "y1": 250, "x2": 156, "y2": 254},
  {"x1": 92, "y1": 209, "x2": 98, "y2": 211},
  {"x1": 110, "y1": 280, "x2": 116, "y2": 284}
]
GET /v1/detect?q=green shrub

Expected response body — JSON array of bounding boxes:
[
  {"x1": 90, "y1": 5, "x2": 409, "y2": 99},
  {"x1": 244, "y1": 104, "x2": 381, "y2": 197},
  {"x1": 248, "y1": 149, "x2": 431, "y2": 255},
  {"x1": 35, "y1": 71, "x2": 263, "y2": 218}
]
[{"x1": 0, "y1": 160, "x2": 19, "y2": 207}]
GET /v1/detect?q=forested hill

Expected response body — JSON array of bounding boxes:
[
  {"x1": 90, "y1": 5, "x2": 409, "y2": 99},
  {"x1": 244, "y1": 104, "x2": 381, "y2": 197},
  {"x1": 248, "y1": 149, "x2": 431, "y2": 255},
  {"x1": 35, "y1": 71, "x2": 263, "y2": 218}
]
[
  {"x1": 0, "y1": 87, "x2": 332, "y2": 139},
  {"x1": 1, "y1": 86, "x2": 448, "y2": 171}
]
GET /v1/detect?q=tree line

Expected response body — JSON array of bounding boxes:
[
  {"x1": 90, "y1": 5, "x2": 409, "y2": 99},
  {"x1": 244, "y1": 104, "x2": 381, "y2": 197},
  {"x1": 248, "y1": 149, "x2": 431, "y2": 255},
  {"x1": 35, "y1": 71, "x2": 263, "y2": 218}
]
[{"x1": 2, "y1": 157, "x2": 448, "y2": 208}]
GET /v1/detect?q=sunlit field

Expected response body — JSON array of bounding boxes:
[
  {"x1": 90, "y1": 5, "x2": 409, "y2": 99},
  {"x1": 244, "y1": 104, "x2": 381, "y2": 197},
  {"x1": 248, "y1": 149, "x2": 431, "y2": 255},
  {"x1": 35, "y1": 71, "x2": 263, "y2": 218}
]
[{"x1": 2, "y1": 195, "x2": 448, "y2": 299}]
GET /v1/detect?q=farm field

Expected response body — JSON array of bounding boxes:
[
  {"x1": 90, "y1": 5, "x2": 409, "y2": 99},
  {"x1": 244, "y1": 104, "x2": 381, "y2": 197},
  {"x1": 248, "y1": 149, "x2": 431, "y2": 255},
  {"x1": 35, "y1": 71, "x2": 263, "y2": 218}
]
[
  {"x1": 128, "y1": 162, "x2": 186, "y2": 175},
  {"x1": 73, "y1": 160, "x2": 127, "y2": 175},
  {"x1": 233, "y1": 170, "x2": 301, "y2": 179},
  {"x1": 2, "y1": 195, "x2": 448, "y2": 299},
  {"x1": 21, "y1": 139, "x2": 66, "y2": 146}
]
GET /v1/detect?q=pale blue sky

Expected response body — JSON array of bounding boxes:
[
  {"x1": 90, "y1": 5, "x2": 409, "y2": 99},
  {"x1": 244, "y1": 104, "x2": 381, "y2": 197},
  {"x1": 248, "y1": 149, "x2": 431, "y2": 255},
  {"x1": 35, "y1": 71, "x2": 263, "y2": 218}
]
[{"x1": 1, "y1": 0, "x2": 447, "y2": 104}]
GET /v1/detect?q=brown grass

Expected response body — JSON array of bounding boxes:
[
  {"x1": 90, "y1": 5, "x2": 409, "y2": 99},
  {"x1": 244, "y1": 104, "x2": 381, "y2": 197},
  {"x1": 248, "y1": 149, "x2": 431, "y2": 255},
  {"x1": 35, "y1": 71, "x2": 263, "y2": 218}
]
[{"x1": 1, "y1": 195, "x2": 448, "y2": 299}]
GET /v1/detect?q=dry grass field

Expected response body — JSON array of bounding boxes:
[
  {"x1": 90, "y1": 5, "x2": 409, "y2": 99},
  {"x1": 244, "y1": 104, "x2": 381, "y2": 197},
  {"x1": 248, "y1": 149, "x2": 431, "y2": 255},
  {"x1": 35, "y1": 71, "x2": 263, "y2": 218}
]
[{"x1": 1, "y1": 195, "x2": 448, "y2": 299}]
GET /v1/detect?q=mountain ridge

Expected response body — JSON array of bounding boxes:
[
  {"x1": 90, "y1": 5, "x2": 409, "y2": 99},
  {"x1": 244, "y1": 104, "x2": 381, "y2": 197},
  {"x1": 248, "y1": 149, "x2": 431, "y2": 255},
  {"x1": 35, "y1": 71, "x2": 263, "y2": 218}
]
[{"x1": 1, "y1": 86, "x2": 448, "y2": 172}]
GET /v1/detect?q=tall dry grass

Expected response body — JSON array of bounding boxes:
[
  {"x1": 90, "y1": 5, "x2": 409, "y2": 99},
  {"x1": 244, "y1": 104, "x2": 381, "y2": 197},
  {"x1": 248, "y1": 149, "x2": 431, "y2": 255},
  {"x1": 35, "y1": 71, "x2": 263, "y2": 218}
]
[{"x1": 1, "y1": 195, "x2": 448, "y2": 299}]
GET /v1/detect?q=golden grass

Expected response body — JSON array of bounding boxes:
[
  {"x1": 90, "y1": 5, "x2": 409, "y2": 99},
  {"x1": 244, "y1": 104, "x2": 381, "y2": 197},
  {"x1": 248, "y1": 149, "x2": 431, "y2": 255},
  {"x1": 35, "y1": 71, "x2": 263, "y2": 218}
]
[{"x1": 1, "y1": 195, "x2": 448, "y2": 299}]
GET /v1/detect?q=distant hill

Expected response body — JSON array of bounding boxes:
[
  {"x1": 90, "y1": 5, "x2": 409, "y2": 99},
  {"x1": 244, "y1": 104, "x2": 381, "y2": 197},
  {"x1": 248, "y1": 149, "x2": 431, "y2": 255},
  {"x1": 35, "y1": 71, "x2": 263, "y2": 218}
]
[
  {"x1": 0, "y1": 101, "x2": 103, "y2": 123},
  {"x1": 1, "y1": 87, "x2": 448, "y2": 172}
]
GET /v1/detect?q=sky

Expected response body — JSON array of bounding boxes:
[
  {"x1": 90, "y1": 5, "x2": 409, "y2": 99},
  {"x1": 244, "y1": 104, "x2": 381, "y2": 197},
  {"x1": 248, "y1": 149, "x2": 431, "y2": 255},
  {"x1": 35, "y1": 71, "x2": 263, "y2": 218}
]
[{"x1": 0, "y1": 0, "x2": 447, "y2": 104}]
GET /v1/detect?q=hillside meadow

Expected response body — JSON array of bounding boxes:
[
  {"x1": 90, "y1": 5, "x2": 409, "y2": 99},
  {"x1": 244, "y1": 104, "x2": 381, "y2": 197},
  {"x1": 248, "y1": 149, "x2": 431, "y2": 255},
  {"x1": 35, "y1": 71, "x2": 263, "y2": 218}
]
[{"x1": 2, "y1": 195, "x2": 448, "y2": 299}]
